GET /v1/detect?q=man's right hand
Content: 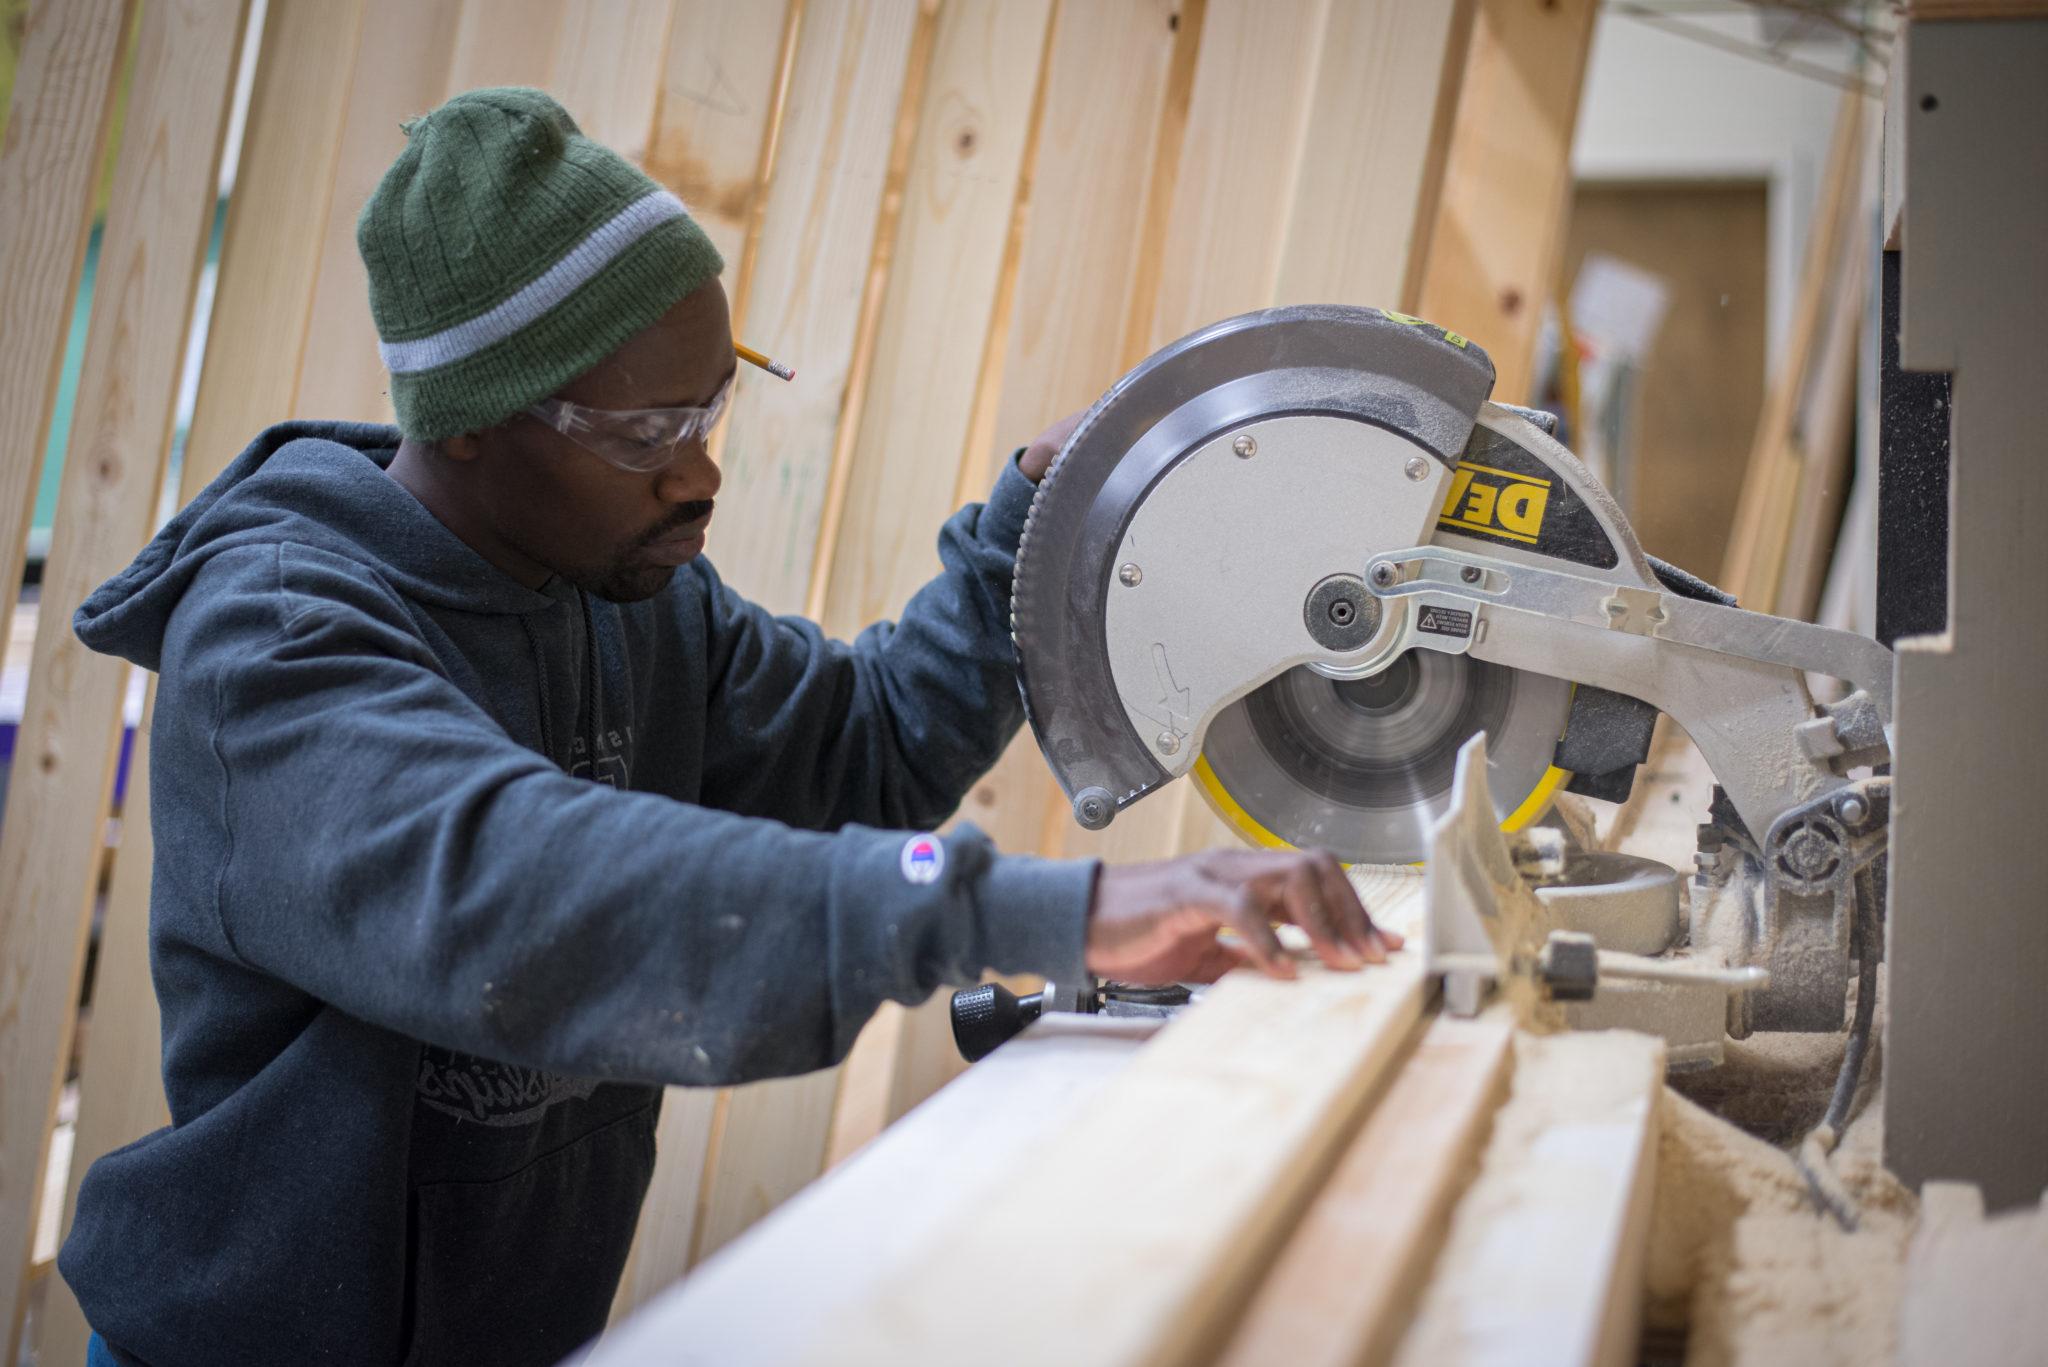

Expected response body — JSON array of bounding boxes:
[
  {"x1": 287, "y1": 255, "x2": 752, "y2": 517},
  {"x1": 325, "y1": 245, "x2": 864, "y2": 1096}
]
[{"x1": 1083, "y1": 849, "x2": 1403, "y2": 986}]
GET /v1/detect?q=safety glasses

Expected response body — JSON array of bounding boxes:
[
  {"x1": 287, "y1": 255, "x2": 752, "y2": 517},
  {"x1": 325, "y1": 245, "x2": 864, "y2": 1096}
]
[{"x1": 525, "y1": 372, "x2": 735, "y2": 474}]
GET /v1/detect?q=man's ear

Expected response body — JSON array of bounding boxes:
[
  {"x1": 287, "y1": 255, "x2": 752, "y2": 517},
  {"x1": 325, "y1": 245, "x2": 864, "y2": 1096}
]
[{"x1": 438, "y1": 432, "x2": 483, "y2": 463}]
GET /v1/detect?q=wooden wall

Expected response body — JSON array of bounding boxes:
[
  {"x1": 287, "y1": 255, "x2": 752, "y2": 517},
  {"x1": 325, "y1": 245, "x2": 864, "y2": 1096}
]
[{"x1": 0, "y1": 0, "x2": 1598, "y2": 1350}]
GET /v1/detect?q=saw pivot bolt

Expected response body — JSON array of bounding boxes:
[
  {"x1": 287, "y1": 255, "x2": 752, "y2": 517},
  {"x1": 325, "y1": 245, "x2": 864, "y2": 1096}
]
[
  {"x1": 1118, "y1": 563, "x2": 1142, "y2": 587},
  {"x1": 1404, "y1": 455, "x2": 1429, "y2": 482},
  {"x1": 1072, "y1": 786, "x2": 1115, "y2": 830},
  {"x1": 1369, "y1": 562, "x2": 1398, "y2": 590},
  {"x1": 1232, "y1": 434, "x2": 1258, "y2": 459}
]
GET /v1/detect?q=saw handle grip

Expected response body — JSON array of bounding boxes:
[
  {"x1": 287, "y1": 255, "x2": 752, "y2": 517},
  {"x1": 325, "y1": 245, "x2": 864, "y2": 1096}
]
[{"x1": 949, "y1": 983, "x2": 1045, "y2": 1062}]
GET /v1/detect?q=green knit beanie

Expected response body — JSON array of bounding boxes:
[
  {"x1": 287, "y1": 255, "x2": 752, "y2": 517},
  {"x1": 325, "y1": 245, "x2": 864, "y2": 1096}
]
[{"x1": 357, "y1": 87, "x2": 724, "y2": 440}]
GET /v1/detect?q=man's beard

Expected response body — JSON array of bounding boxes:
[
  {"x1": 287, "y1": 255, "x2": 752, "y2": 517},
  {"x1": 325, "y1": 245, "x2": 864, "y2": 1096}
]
[{"x1": 584, "y1": 499, "x2": 715, "y2": 603}]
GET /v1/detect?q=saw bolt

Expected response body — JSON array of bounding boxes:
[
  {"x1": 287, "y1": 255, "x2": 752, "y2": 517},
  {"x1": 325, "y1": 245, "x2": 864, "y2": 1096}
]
[{"x1": 1232, "y1": 434, "x2": 1257, "y2": 458}]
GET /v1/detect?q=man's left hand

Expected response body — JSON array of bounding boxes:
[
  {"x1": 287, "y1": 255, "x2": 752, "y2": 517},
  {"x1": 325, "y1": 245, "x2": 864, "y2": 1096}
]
[{"x1": 1019, "y1": 410, "x2": 1085, "y2": 482}]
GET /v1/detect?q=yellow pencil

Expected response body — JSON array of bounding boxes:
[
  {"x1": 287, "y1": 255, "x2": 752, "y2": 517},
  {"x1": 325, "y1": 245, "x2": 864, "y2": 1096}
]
[{"x1": 736, "y1": 342, "x2": 795, "y2": 382}]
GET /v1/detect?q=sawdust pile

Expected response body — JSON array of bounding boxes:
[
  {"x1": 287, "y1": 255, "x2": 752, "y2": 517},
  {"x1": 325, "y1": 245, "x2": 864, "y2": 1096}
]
[{"x1": 1648, "y1": 1081, "x2": 1915, "y2": 1366}]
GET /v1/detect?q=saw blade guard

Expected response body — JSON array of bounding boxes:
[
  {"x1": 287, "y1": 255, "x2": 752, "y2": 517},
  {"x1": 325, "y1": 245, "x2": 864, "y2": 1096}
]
[{"x1": 1011, "y1": 305, "x2": 1498, "y2": 833}]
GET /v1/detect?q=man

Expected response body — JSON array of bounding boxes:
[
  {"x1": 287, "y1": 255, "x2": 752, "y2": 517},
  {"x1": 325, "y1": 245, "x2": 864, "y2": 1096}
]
[{"x1": 61, "y1": 88, "x2": 1397, "y2": 1366}]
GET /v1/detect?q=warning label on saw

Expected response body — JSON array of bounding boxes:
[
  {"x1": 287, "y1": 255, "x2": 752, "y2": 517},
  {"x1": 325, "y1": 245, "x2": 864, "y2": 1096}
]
[{"x1": 1415, "y1": 605, "x2": 1474, "y2": 639}]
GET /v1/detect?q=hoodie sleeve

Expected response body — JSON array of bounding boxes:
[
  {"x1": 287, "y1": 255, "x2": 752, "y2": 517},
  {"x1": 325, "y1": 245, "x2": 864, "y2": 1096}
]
[
  {"x1": 180, "y1": 543, "x2": 1092, "y2": 1086},
  {"x1": 693, "y1": 455, "x2": 1038, "y2": 832}
]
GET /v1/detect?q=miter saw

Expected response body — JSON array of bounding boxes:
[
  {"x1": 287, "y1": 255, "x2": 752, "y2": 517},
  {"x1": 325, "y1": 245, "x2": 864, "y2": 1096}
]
[{"x1": 955, "y1": 304, "x2": 1895, "y2": 1070}]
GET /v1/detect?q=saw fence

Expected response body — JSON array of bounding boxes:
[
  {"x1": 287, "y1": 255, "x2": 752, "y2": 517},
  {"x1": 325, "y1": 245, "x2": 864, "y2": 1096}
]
[{"x1": 0, "y1": 0, "x2": 1621, "y2": 1355}]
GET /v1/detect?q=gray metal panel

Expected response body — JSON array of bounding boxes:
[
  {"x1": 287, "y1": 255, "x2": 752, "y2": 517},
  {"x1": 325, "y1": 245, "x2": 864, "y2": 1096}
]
[{"x1": 1885, "y1": 17, "x2": 2048, "y2": 1212}]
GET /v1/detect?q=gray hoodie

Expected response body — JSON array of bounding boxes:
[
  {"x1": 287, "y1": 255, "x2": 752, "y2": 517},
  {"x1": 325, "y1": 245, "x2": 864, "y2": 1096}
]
[{"x1": 60, "y1": 422, "x2": 1092, "y2": 1367}]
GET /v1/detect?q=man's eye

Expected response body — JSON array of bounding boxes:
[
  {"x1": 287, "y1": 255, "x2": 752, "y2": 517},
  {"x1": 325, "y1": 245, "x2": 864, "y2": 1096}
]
[{"x1": 621, "y1": 416, "x2": 679, "y2": 447}]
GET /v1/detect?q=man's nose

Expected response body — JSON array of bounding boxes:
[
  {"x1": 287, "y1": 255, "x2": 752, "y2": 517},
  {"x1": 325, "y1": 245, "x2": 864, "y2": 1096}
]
[{"x1": 655, "y1": 443, "x2": 721, "y2": 503}]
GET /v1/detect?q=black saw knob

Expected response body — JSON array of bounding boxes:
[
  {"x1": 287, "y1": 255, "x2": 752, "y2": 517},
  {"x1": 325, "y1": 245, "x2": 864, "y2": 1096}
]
[{"x1": 950, "y1": 983, "x2": 1044, "y2": 1062}]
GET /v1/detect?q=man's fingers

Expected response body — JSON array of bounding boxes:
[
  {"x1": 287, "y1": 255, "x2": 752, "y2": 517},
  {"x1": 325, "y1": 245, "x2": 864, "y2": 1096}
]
[
  {"x1": 1309, "y1": 855, "x2": 1384, "y2": 962},
  {"x1": 1279, "y1": 862, "x2": 1359, "y2": 969},
  {"x1": 1212, "y1": 882, "x2": 1294, "y2": 979}
]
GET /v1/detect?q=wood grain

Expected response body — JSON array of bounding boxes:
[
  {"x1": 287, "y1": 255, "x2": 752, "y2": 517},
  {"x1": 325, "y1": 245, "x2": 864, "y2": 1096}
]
[
  {"x1": 1218, "y1": 1013, "x2": 1513, "y2": 1367},
  {"x1": 1275, "y1": 0, "x2": 1475, "y2": 309},
  {"x1": 814, "y1": 961, "x2": 1428, "y2": 1365},
  {"x1": 0, "y1": 0, "x2": 133, "y2": 1344},
  {"x1": 1413, "y1": 0, "x2": 1600, "y2": 406},
  {"x1": 293, "y1": 0, "x2": 461, "y2": 424},
  {"x1": 671, "y1": 0, "x2": 932, "y2": 1283},
  {"x1": 0, "y1": 0, "x2": 131, "y2": 747},
  {"x1": 552, "y1": 0, "x2": 674, "y2": 161},
  {"x1": 645, "y1": 0, "x2": 797, "y2": 275},
  {"x1": 706, "y1": 0, "x2": 927, "y2": 617},
  {"x1": 1720, "y1": 86, "x2": 1866, "y2": 610},
  {"x1": 1389, "y1": 1030, "x2": 1664, "y2": 1367},
  {"x1": 809, "y1": 0, "x2": 1056, "y2": 1160},
  {"x1": 444, "y1": 0, "x2": 564, "y2": 92}
]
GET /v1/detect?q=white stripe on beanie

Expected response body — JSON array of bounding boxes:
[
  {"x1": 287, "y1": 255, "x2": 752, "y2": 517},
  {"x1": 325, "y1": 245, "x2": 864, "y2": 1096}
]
[{"x1": 378, "y1": 190, "x2": 688, "y2": 375}]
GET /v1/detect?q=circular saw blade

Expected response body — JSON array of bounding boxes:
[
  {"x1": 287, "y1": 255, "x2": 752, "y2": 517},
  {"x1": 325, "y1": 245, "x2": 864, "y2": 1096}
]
[{"x1": 1193, "y1": 654, "x2": 1572, "y2": 864}]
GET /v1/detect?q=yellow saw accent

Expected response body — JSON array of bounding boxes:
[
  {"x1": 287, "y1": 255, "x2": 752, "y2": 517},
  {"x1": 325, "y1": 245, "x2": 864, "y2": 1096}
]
[{"x1": 1191, "y1": 753, "x2": 1571, "y2": 863}]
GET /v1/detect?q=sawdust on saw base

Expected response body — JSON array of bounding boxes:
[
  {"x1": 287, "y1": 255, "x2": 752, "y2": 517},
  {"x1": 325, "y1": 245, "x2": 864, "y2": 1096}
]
[{"x1": 1649, "y1": 1077, "x2": 1915, "y2": 1366}]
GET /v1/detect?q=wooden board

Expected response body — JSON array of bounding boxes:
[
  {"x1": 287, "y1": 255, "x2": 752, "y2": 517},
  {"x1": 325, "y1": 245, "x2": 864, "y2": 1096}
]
[
  {"x1": 1274, "y1": 0, "x2": 1475, "y2": 309},
  {"x1": 636, "y1": 0, "x2": 933, "y2": 1293},
  {"x1": 1718, "y1": 85, "x2": 1866, "y2": 611},
  {"x1": 1217, "y1": 1013, "x2": 1514, "y2": 1367},
  {"x1": 39, "y1": 718, "x2": 169, "y2": 1366},
  {"x1": 20, "y1": 0, "x2": 357, "y2": 1342},
  {"x1": 177, "y1": 0, "x2": 367, "y2": 486},
  {"x1": 0, "y1": 0, "x2": 237, "y2": 1343},
  {"x1": 730, "y1": 0, "x2": 1057, "y2": 1216},
  {"x1": 1389, "y1": 1029, "x2": 1664, "y2": 1367},
  {"x1": 816, "y1": 960, "x2": 1428, "y2": 1365},
  {"x1": 587, "y1": 1014, "x2": 1159, "y2": 1365},
  {"x1": 0, "y1": 0, "x2": 130, "y2": 722},
  {"x1": 705, "y1": 0, "x2": 929, "y2": 618},
  {"x1": 552, "y1": 0, "x2": 673, "y2": 160},
  {"x1": 1899, "y1": 1183, "x2": 2048, "y2": 1366},
  {"x1": 443, "y1": 0, "x2": 564, "y2": 92},
  {"x1": 293, "y1": 0, "x2": 460, "y2": 425},
  {"x1": 1412, "y1": 0, "x2": 1599, "y2": 406},
  {"x1": 643, "y1": 0, "x2": 796, "y2": 276}
]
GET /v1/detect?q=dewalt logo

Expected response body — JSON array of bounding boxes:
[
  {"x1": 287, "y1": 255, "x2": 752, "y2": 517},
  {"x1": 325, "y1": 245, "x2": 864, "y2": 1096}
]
[{"x1": 1437, "y1": 460, "x2": 1551, "y2": 545}]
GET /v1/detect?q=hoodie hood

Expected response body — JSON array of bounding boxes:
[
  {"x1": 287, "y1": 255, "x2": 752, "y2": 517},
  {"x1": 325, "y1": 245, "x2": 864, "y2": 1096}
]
[{"x1": 76, "y1": 422, "x2": 557, "y2": 671}]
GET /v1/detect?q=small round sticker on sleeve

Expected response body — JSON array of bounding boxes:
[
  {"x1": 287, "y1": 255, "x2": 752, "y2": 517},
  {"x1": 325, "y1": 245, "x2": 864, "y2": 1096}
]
[{"x1": 899, "y1": 833, "x2": 945, "y2": 885}]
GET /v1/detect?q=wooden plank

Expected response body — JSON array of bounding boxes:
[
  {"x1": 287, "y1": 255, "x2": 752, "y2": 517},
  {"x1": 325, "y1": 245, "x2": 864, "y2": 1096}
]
[
  {"x1": 2, "y1": 0, "x2": 241, "y2": 1343},
  {"x1": 443, "y1": 0, "x2": 565, "y2": 92},
  {"x1": 1274, "y1": 0, "x2": 1475, "y2": 309},
  {"x1": 0, "y1": 0, "x2": 176, "y2": 1344},
  {"x1": 1389, "y1": 1029, "x2": 1664, "y2": 1367},
  {"x1": 706, "y1": 0, "x2": 928, "y2": 618},
  {"x1": 177, "y1": 0, "x2": 367, "y2": 487},
  {"x1": 1412, "y1": 0, "x2": 1599, "y2": 406},
  {"x1": 0, "y1": 0, "x2": 131, "y2": 716},
  {"x1": 588, "y1": 1015, "x2": 1157, "y2": 1365},
  {"x1": 17, "y1": 0, "x2": 356, "y2": 1343},
  {"x1": 1899, "y1": 1183, "x2": 2048, "y2": 1366},
  {"x1": 1719, "y1": 85, "x2": 1865, "y2": 609},
  {"x1": 1776, "y1": 122, "x2": 1879, "y2": 623},
  {"x1": 643, "y1": 0, "x2": 796, "y2": 273},
  {"x1": 651, "y1": 0, "x2": 932, "y2": 1286},
  {"x1": 293, "y1": 0, "x2": 461, "y2": 424},
  {"x1": 552, "y1": 0, "x2": 673, "y2": 160},
  {"x1": 1217, "y1": 1013, "x2": 1514, "y2": 1367},
  {"x1": 39, "y1": 713, "x2": 168, "y2": 1367},
  {"x1": 608, "y1": 0, "x2": 804, "y2": 1324},
  {"x1": 724, "y1": 0, "x2": 1057, "y2": 1216},
  {"x1": 929, "y1": 0, "x2": 1181, "y2": 891},
  {"x1": 815, "y1": 960, "x2": 1428, "y2": 1364}
]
